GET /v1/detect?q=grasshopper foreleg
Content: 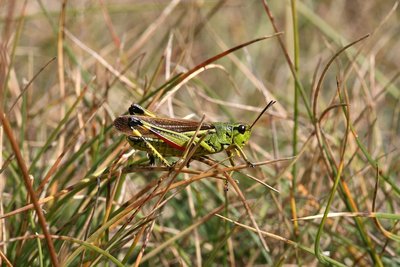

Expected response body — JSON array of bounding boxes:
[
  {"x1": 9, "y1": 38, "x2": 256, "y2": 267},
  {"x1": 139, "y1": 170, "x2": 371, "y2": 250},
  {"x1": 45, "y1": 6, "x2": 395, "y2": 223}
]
[
  {"x1": 235, "y1": 146, "x2": 255, "y2": 167},
  {"x1": 226, "y1": 146, "x2": 255, "y2": 167}
]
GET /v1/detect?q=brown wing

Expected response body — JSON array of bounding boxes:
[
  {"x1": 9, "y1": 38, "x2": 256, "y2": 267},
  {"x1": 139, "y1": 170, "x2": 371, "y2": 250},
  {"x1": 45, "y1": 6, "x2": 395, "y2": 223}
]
[{"x1": 113, "y1": 115, "x2": 214, "y2": 136}]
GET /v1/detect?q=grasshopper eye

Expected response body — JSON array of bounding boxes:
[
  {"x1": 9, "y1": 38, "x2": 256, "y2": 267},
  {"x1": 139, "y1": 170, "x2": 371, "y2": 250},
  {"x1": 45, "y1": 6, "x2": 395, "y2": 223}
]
[
  {"x1": 128, "y1": 117, "x2": 143, "y2": 128},
  {"x1": 238, "y1": 124, "x2": 246, "y2": 134}
]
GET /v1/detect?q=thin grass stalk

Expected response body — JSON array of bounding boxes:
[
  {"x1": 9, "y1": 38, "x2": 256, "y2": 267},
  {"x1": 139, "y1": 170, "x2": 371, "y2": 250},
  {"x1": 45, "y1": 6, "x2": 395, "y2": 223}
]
[
  {"x1": 0, "y1": 112, "x2": 59, "y2": 266},
  {"x1": 261, "y1": 0, "x2": 312, "y2": 120},
  {"x1": 297, "y1": 1, "x2": 400, "y2": 99},
  {"x1": 57, "y1": 0, "x2": 67, "y2": 163},
  {"x1": 290, "y1": 0, "x2": 300, "y2": 248},
  {"x1": 134, "y1": 118, "x2": 209, "y2": 265},
  {"x1": 372, "y1": 169, "x2": 400, "y2": 242},
  {"x1": 0, "y1": 249, "x2": 12, "y2": 267},
  {"x1": 312, "y1": 35, "x2": 384, "y2": 266},
  {"x1": 314, "y1": 79, "x2": 350, "y2": 265},
  {"x1": 1, "y1": 1, "x2": 26, "y2": 107},
  {"x1": 29, "y1": 81, "x2": 90, "y2": 172},
  {"x1": 142, "y1": 34, "x2": 280, "y2": 105},
  {"x1": 142, "y1": 205, "x2": 226, "y2": 263},
  {"x1": 20, "y1": 234, "x2": 125, "y2": 267},
  {"x1": 339, "y1": 84, "x2": 385, "y2": 266},
  {"x1": 217, "y1": 214, "x2": 348, "y2": 267}
]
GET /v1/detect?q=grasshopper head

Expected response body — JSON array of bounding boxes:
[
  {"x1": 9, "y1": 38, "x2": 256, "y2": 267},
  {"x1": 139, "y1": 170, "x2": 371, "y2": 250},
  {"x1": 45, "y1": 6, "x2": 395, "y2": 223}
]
[
  {"x1": 232, "y1": 100, "x2": 276, "y2": 148},
  {"x1": 232, "y1": 123, "x2": 252, "y2": 148}
]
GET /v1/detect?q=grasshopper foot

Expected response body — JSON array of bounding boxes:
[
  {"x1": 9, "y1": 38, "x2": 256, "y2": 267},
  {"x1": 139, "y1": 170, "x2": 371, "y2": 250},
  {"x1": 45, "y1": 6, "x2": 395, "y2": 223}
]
[
  {"x1": 186, "y1": 157, "x2": 196, "y2": 168},
  {"x1": 246, "y1": 160, "x2": 255, "y2": 168},
  {"x1": 224, "y1": 180, "x2": 229, "y2": 192}
]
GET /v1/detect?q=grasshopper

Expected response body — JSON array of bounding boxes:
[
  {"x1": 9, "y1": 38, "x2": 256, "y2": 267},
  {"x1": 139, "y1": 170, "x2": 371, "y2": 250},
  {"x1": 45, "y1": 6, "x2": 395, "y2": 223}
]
[{"x1": 113, "y1": 100, "x2": 276, "y2": 167}]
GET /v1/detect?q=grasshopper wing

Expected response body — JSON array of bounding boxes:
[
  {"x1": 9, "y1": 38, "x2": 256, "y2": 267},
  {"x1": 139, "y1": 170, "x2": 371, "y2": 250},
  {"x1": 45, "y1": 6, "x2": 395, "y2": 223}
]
[
  {"x1": 114, "y1": 115, "x2": 214, "y2": 136},
  {"x1": 114, "y1": 115, "x2": 215, "y2": 151}
]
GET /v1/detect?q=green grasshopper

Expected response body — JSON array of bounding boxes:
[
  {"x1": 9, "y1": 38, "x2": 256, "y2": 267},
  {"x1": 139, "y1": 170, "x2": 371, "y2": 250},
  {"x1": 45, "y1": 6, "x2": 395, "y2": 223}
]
[{"x1": 114, "y1": 100, "x2": 276, "y2": 167}]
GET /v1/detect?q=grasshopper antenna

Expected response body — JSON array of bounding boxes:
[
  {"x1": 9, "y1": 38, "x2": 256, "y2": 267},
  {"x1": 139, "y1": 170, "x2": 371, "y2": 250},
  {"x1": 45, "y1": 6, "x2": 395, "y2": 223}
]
[{"x1": 249, "y1": 100, "x2": 276, "y2": 129}]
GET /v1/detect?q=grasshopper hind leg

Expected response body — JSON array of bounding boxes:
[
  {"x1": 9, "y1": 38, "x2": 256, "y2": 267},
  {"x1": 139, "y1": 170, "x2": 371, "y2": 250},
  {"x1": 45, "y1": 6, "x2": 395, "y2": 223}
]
[{"x1": 127, "y1": 135, "x2": 171, "y2": 167}]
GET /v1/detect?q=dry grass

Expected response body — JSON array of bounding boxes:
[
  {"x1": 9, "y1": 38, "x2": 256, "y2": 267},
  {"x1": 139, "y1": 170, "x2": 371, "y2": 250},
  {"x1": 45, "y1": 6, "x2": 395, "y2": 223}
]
[{"x1": 0, "y1": 0, "x2": 399, "y2": 266}]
